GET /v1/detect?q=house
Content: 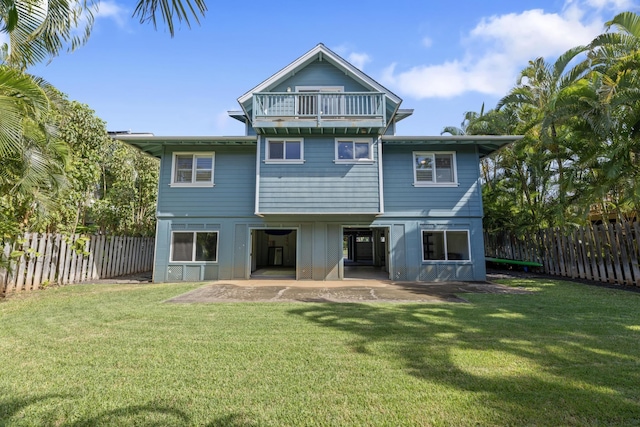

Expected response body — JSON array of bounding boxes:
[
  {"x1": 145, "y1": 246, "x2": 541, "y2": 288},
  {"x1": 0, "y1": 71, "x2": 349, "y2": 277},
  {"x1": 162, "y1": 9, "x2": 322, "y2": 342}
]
[{"x1": 118, "y1": 44, "x2": 520, "y2": 283}]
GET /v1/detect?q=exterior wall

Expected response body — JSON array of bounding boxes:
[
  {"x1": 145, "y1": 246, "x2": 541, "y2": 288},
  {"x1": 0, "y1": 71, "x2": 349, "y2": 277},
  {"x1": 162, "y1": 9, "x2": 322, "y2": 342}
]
[
  {"x1": 258, "y1": 136, "x2": 381, "y2": 213},
  {"x1": 382, "y1": 144, "x2": 483, "y2": 217},
  {"x1": 157, "y1": 145, "x2": 256, "y2": 217},
  {"x1": 153, "y1": 216, "x2": 485, "y2": 283},
  {"x1": 271, "y1": 60, "x2": 368, "y2": 92}
]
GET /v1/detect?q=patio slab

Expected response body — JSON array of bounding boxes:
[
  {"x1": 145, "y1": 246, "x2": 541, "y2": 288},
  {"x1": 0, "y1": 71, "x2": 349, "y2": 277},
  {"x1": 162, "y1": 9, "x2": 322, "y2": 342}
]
[{"x1": 165, "y1": 279, "x2": 530, "y2": 303}]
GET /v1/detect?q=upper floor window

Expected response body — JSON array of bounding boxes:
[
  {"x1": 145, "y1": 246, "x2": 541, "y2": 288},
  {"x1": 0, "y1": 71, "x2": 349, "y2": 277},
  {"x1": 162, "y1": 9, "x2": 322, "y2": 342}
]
[
  {"x1": 422, "y1": 230, "x2": 470, "y2": 262},
  {"x1": 335, "y1": 138, "x2": 373, "y2": 163},
  {"x1": 171, "y1": 152, "x2": 214, "y2": 187},
  {"x1": 413, "y1": 152, "x2": 457, "y2": 186},
  {"x1": 171, "y1": 231, "x2": 218, "y2": 262},
  {"x1": 266, "y1": 138, "x2": 304, "y2": 164}
]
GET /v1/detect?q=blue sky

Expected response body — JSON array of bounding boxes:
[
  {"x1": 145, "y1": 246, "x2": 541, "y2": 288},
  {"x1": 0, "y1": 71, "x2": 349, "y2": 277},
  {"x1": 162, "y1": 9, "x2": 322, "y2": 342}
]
[{"x1": 20, "y1": 0, "x2": 640, "y2": 136}]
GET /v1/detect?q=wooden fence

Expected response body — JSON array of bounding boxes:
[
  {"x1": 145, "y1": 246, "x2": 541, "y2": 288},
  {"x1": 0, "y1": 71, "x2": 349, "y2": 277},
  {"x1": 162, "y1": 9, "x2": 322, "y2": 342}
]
[
  {"x1": 1, "y1": 234, "x2": 154, "y2": 296},
  {"x1": 485, "y1": 222, "x2": 640, "y2": 287}
]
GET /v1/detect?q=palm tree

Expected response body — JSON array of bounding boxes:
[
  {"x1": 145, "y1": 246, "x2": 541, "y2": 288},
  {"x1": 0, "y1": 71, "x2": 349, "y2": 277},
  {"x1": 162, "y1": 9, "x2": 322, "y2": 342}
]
[
  {"x1": 586, "y1": 11, "x2": 640, "y2": 221},
  {"x1": 1, "y1": 0, "x2": 207, "y2": 70},
  {"x1": 497, "y1": 46, "x2": 592, "y2": 225}
]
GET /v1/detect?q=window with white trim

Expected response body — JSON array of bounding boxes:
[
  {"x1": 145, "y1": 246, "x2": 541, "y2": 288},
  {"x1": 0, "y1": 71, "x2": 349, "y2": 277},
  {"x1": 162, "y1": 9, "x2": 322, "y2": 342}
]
[
  {"x1": 422, "y1": 230, "x2": 470, "y2": 261},
  {"x1": 171, "y1": 231, "x2": 218, "y2": 262},
  {"x1": 335, "y1": 138, "x2": 373, "y2": 162},
  {"x1": 171, "y1": 152, "x2": 214, "y2": 186},
  {"x1": 413, "y1": 152, "x2": 457, "y2": 186},
  {"x1": 266, "y1": 138, "x2": 304, "y2": 163}
]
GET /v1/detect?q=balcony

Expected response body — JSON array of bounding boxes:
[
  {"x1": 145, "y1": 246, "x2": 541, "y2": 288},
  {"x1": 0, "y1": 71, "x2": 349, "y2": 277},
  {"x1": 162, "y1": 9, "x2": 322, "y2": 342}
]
[{"x1": 252, "y1": 92, "x2": 387, "y2": 135}]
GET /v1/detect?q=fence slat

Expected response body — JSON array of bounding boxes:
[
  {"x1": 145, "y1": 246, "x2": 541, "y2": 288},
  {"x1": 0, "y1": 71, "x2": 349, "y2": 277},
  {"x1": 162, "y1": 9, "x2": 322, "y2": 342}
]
[
  {"x1": 32, "y1": 233, "x2": 48, "y2": 289},
  {"x1": 484, "y1": 222, "x2": 639, "y2": 288}
]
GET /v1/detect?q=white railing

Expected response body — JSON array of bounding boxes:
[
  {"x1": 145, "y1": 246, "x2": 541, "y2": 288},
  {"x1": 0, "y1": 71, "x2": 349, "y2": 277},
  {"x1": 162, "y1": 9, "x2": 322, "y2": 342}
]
[{"x1": 254, "y1": 92, "x2": 385, "y2": 119}]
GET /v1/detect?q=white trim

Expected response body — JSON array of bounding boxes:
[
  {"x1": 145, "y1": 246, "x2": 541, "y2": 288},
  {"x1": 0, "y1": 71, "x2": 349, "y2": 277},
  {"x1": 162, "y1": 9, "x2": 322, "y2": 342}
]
[
  {"x1": 255, "y1": 136, "x2": 261, "y2": 215},
  {"x1": 334, "y1": 138, "x2": 374, "y2": 163},
  {"x1": 420, "y1": 229, "x2": 471, "y2": 262},
  {"x1": 237, "y1": 44, "x2": 402, "y2": 105},
  {"x1": 256, "y1": 211, "x2": 382, "y2": 215},
  {"x1": 295, "y1": 85, "x2": 344, "y2": 92},
  {"x1": 265, "y1": 137, "x2": 304, "y2": 163},
  {"x1": 170, "y1": 230, "x2": 219, "y2": 263},
  {"x1": 412, "y1": 151, "x2": 458, "y2": 187},
  {"x1": 377, "y1": 136, "x2": 384, "y2": 214},
  {"x1": 170, "y1": 152, "x2": 215, "y2": 187}
]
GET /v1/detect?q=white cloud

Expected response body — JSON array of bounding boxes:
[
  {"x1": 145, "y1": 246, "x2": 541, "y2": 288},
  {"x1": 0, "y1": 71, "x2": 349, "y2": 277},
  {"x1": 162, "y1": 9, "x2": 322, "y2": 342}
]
[
  {"x1": 348, "y1": 52, "x2": 371, "y2": 70},
  {"x1": 95, "y1": 1, "x2": 128, "y2": 27},
  {"x1": 581, "y1": 0, "x2": 635, "y2": 10},
  {"x1": 421, "y1": 37, "x2": 433, "y2": 48},
  {"x1": 213, "y1": 110, "x2": 235, "y2": 133},
  {"x1": 381, "y1": 0, "x2": 632, "y2": 99}
]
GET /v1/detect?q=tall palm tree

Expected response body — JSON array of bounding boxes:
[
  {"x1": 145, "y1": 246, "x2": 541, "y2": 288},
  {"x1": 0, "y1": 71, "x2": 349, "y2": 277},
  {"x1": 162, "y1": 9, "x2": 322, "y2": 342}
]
[
  {"x1": 586, "y1": 11, "x2": 640, "y2": 221},
  {"x1": 497, "y1": 46, "x2": 591, "y2": 225}
]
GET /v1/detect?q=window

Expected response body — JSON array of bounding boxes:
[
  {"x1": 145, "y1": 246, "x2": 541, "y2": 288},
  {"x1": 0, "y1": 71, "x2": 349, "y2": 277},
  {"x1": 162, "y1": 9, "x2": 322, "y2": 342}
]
[
  {"x1": 171, "y1": 231, "x2": 218, "y2": 262},
  {"x1": 266, "y1": 138, "x2": 304, "y2": 163},
  {"x1": 171, "y1": 152, "x2": 214, "y2": 186},
  {"x1": 422, "y1": 230, "x2": 470, "y2": 261},
  {"x1": 335, "y1": 138, "x2": 373, "y2": 162},
  {"x1": 413, "y1": 152, "x2": 457, "y2": 186}
]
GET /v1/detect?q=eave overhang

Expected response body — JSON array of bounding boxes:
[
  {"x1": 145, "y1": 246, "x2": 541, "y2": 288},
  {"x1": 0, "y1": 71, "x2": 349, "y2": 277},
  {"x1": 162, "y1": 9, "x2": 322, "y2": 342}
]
[
  {"x1": 114, "y1": 135, "x2": 258, "y2": 158},
  {"x1": 381, "y1": 135, "x2": 523, "y2": 158}
]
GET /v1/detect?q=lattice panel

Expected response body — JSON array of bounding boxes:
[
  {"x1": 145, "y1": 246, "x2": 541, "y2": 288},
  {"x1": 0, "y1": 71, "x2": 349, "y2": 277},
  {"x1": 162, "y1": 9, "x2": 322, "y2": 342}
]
[
  {"x1": 419, "y1": 265, "x2": 438, "y2": 282},
  {"x1": 438, "y1": 265, "x2": 455, "y2": 281},
  {"x1": 167, "y1": 265, "x2": 183, "y2": 281},
  {"x1": 326, "y1": 224, "x2": 341, "y2": 280},
  {"x1": 184, "y1": 265, "x2": 201, "y2": 282},
  {"x1": 455, "y1": 265, "x2": 473, "y2": 281},
  {"x1": 234, "y1": 224, "x2": 247, "y2": 279}
]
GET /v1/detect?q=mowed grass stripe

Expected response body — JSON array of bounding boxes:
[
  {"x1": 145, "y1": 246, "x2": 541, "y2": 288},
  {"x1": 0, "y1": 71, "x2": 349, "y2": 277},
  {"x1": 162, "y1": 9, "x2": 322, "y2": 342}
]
[{"x1": 1, "y1": 279, "x2": 639, "y2": 426}]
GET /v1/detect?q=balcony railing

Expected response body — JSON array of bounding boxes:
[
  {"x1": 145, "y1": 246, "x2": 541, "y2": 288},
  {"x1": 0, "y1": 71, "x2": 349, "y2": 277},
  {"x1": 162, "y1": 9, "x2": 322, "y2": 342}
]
[{"x1": 253, "y1": 92, "x2": 385, "y2": 122}]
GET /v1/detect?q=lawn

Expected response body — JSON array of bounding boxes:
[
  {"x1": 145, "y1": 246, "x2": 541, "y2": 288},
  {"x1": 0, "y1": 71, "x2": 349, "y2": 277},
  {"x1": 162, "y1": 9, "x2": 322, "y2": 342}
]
[{"x1": 1, "y1": 279, "x2": 639, "y2": 426}]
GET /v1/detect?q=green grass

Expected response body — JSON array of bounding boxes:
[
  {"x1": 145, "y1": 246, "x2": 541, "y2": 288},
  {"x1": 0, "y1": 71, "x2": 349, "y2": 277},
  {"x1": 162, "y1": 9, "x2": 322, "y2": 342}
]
[{"x1": 1, "y1": 279, "x2": 639, "y2": 426}]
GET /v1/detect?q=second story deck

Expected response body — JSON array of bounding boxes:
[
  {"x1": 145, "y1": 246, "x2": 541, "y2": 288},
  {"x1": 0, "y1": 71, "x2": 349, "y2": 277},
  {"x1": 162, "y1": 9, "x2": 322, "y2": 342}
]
[{"x1": 252, "y1": 91, "x2": 387, "y2": 134}]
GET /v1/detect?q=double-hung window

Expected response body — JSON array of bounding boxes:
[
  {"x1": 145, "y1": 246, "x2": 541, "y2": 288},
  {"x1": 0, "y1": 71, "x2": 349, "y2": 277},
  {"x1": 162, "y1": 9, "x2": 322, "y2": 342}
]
[
  {"x1": 413, "y1": 152, "x2": 457, "y2": 186},
  {"x1": 422, "y1": 230, "x2": 470, "y2": 261},
  {"x1": 266, "y1": 138, "x2": 304, "y2": 163},
  {"x1": 171, "y1": 231, "x2": 219, "y2": 262},
  {"x1": 335, "y1": 138, "x2": 373, "y2": 163},
  {"x1": 171, "y1": 152, "x2": 214, "y2": 186}
]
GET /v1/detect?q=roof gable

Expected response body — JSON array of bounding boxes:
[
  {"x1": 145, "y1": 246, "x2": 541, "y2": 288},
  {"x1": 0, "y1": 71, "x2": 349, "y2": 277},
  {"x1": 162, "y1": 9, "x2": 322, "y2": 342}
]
[{"x1": 237, "y1": 44, "x2": 402, "y2": 105}]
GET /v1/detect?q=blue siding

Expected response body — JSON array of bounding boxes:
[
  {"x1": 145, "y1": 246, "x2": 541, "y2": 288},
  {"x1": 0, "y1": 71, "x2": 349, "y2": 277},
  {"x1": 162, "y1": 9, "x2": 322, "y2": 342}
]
[
  {"x1": 272, "y1": 60, "x2": 369, "y2": 92},
  {"x1": 153, "y1": 216, "x2": 486, "y2": 282},
  {"x1": 157, "y1": 145, "x2": 256, "y2": 217},
  {"x1": 258, "y1": 136, "x2": 380, "y2": 213},
  {"x1": 381, "y1": 145, "x2": 482, "y2": 217}
]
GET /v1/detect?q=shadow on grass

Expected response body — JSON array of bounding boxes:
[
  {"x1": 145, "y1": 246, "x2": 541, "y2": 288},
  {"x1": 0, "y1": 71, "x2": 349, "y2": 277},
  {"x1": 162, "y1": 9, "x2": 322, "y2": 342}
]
[
  {"x1": 0, "y1": 393, "x2": 258, "y2": 427},
  {"x1": 287, "y1": 283, "x2": 640, "y2": 424},
  {"x1": 0, "y1": 392, "x2": 70, "y2": 424}
]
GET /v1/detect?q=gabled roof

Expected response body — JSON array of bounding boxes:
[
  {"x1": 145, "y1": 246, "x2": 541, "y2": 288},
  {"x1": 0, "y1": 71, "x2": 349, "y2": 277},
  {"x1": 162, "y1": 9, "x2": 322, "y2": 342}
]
[{"x1": 237, "y1": 43, "x2": 402, "y2": 105}]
